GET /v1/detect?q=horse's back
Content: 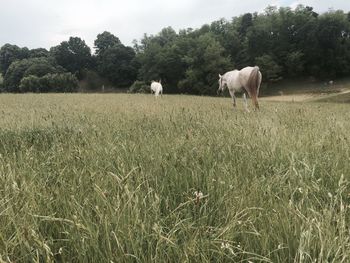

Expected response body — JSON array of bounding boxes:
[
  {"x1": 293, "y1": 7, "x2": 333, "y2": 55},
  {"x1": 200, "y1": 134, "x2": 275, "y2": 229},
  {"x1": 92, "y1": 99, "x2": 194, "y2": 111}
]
[
  {"x1": 239, "y1": 66, "x2": 262, "y2": 87},
  {"x1": 239, "y1": 66, "x2": 255, "y2": 83},
  {"x1": 225, "y1": 70, "x2": 242, "y2": 91}
]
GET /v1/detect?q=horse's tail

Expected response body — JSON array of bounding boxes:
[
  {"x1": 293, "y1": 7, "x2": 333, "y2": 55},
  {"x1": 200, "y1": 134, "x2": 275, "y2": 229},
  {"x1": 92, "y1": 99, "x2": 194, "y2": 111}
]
[{"x1": 246, "y1": 66, "x2": 260, "y2": 109}]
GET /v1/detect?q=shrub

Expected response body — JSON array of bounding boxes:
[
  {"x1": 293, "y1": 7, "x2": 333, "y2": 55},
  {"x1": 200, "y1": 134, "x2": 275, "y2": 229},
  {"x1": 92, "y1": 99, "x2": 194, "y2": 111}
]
[
  {"x1": 0, "y1": 74, "x2": 3, "y2": 92},
  {"x1": 19, "y1": 73, "x2": 79, "y2": 93},
  {"x1": 129, "y1": 80, "x2": 150, "y2": 93},
  {"x1": 79, "y1": 69, "x2": 107, "y2": 91}
]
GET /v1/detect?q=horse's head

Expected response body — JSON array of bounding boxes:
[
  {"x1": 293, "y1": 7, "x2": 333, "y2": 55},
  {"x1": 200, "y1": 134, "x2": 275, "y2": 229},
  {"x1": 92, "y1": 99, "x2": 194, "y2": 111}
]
[{"x1": 217, "y1": 74, "x2": 226, "y2": 95}]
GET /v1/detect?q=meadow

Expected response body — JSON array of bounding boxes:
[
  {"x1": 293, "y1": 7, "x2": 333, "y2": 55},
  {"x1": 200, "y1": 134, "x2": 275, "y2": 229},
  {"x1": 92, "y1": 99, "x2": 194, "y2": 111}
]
[{"x1": 0, "y1": 94, "x2": 349, "y2": 262}]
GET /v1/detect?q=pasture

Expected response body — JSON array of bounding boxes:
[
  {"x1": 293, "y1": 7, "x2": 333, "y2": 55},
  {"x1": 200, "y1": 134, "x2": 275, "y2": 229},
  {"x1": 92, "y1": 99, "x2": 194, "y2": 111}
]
[{"x1": 0, "y1": 94, "x2": 349, "y2": 262}]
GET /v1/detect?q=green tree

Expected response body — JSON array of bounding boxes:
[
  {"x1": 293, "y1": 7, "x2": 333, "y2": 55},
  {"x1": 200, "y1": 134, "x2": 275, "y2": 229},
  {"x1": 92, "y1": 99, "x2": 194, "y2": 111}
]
[
  {"x1": 0, "y1": 73, "x2": 3, "y2": 91},
  {"x1": 97, "y1": 44, "x2": 138, "y2": 87},
  {"x1": 178, "y1": 33, "x2": 231, "y2": 95},
  {"x1": 50, "y1": 37, "x2": 92, "y2": 78},
  {"x1": 19, "y1": 73, "x2": 78, "y2": 93},
  {"x1": 0, "y1": 44, "x2": 29, "y2": 75},
  {"x1": 285, "y1": 51, "x2": 304, "y2": 77},
  {"x1": 3, "y1": 57, "x2": 65, "y2": 92},
  {"x1": 136, "y1": 30, "x2": 187, "y2": 92},
  {"x1": 94, "y1": 31, "x2": 121, "y2": 55},
  {"x1": 95, "y1": 32, "x2": 138, "y2": 87},
  {"x1": 239, "y1": 13, "x2": 254, "y2": 36},
  {"x1": 29, "y1": 48, "x2": 49, "y2": 58},
  {"x1": 255, "y1": 54, "x2": 282, "y2": 81},
  {"x1": 315, "y1": 10, "x2": 350, "y2": 77}
]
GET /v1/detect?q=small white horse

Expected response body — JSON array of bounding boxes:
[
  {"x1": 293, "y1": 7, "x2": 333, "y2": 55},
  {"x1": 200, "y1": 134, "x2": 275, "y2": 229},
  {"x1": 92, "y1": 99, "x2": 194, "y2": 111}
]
[
  {"x1": 218, "y1": 66, "x2": 262, "y2": 111},
  {"x1": 150, "y1": 80, "x2": 163, "y2": 97}
]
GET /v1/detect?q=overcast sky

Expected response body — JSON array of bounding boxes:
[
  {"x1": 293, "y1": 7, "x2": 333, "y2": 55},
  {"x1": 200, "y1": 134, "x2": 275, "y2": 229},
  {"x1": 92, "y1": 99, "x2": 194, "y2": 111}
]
[{"x1": 0, "y1": 0, "x2": 349, "y2": 50}]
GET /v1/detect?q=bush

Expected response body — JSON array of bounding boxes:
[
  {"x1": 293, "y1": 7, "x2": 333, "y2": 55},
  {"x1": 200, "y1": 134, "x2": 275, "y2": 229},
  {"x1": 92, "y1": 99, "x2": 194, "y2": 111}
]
[
  {"x1": 129, "y1": 80, "x2": 150, "y2": 93},
  {"x1": 0, "y1": 74, "x2": 3, "y2": 92},
  {"x1": 19, "y1": 73, "x2": 79, "y2": 93},
  {"x1": 255, "y1": 54, "x2": 282, "y2": 82},
  {"x1": 79, "y1": 69, "x2": 107, "y2": 91},
  {"x1": 3, "y1": 57, "x2": 66, "y2": 92}
]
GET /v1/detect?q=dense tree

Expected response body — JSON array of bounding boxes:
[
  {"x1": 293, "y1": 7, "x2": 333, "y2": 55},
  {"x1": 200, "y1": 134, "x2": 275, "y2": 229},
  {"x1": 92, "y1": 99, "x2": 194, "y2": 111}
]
[
  {"x1": 0, "y1": 73, "x2": 3, "y2": 91},
  {"x1": 19, "y1": 73, "x2": 78, "y2": 93},
  {"x1": 0, "y1": 44, "x2": 29, "y2": 75},
  {"x1": 95, "y1": 32, "x2": 138, "y2": 87},
  {"x1": 3, "y1": 57, "x2": 65, "y2": 92},
  {"x1": 315, "y1": 10, "x2": 350, "y2": 77},
  {"x1": 136, "y1": 27, "x2": 187, "y2": 92},
  {"x1": 285, "y1": 51, "x2": 304, "y2": 76},
  {"x1": 96, "y1": 44, "x2": 138, "y2": 87},
  {"x1": 94, "y1": 31, "x2": 121, "y2": 55},
  {"x1": 255, "y1": 54, "x2": 282, "y2": 81},
  {"x1": 239, "y1": 13, "x2": 254, "y2": 36},
  {"x1": 178, "y1": 33, "x2": 231, "y2": 94},
  {"x1": 4, "y1": 59, "x2": 35, "y2": 92},
  {"x1": 50, "y1": 37, "x2": 92, "y2": 78},
  {"x1": 29, "y1": 48, "x2": 49, "y2": 58},
  {"x1": 2, "y1": 4, "x2": 350, "y2": 94}
]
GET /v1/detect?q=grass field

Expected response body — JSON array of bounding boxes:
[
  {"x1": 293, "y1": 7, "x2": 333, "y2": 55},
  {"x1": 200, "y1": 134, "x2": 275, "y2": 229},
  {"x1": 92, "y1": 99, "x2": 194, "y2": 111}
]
[
  {"x1": 0, "y1": 94, "x2": 349, "y2": 262},
  {"x1": 311, "y1": 92, "x2": 350, "y2": 104}
]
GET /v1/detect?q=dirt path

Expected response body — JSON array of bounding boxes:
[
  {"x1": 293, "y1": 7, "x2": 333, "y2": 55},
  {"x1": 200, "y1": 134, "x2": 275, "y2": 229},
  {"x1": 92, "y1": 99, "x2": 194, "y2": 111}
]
[{"x1": 261, "y1": 88, "x2": 350, "y2": 102}]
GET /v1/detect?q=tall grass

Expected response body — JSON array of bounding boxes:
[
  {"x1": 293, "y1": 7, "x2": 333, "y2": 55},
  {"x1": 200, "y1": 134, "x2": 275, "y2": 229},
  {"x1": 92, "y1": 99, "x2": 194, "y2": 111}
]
[{"x1": 0, "y1": 94, "x2": 349, "y2": 262}]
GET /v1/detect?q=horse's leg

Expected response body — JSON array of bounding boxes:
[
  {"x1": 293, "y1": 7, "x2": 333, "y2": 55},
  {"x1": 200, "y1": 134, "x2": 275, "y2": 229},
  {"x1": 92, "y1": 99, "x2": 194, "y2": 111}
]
[
  {"x1": 229, "y1": 90, "x2": 236, "y2": 108},
  {"x1": 243, "y1": 93, "x2": 250, "y2": 112}
]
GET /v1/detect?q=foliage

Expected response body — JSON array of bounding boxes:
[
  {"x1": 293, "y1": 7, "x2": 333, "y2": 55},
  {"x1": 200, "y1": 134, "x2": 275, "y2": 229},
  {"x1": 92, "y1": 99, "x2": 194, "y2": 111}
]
[
  {"x1": 2, "y1": 5, "x2": 350, "y2": 93},
  {"x1": 135, "y1": 5, "x2": 350, "y2": 93},
  {"x1": 136, "y1": 27, "x2": 187, "y2": 93},
  {"x1": 128, "y1": 80, "x2": 150, "y2": 93},
  {"x1": 255, "y1": 54, "x2": 282, "y2": 81},
  {"x1": 19, "y1": 73, "x2": 78, "y2": 92},
  {"x1": 285, "y1": 51, "x2": 304, "y2": 77},
  {"x1": 94, "y1": 31, "x2": 121, "y2": 55},
  {"x1": 136, "y1": 28, "x2": 231, "y2": 94},
  {"x1": 3, "y1": 57, "x2": 65, "y2": 92},
  {"x1": 0, "y1": 73, "x2": 3, "y2": 91},
  {"x1": 29, "y1": 48, "x2": 49, "y2": 58},
  {"x1": 50, "y1": 37, "x2": 92, "y2": 78},
  {"x1": 79, "y1": 69, "x2": 107, "y2": 91},
  {"x1": 95, "y1": 32, "x2": 138, "y2": 88},
  {"x1": 179, "y1": 33, "x2": 231, "y2": 94},
  {"x1": 0, "y1": 44, "x2": 29, "y2": 75}
]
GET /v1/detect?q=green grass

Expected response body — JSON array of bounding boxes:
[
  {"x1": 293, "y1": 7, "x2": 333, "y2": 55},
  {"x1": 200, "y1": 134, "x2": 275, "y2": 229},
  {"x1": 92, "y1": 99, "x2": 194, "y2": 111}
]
[{"x1": 0, "y1": 94, "x2": 349, "y2": 262}]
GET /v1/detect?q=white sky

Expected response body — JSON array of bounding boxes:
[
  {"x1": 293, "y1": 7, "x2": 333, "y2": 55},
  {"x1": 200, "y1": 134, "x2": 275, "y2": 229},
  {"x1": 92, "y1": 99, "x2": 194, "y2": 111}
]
[{"x1": 0, "y1": 0, "x2": 349, "y2": 50}]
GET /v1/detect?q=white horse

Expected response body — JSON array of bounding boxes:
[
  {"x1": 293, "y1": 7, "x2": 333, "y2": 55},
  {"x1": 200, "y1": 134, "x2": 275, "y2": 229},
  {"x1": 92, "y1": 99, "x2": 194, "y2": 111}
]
[
  {"x1": 150, "y1": 80, "x2": 163, "y2": 97},
  {"x1": 218, "y1": 66, "x2": 262, "y2": 111}
]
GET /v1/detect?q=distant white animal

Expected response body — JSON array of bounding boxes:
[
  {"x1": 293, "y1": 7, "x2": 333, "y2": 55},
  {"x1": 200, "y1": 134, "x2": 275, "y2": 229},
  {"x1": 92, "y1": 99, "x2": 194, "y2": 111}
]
[
  {"x1": 218, "y1": 66, "x2": 262, "y2": 111},
  {"x1": 150, "y1": 80, "x2": 163, "y2": 97}
]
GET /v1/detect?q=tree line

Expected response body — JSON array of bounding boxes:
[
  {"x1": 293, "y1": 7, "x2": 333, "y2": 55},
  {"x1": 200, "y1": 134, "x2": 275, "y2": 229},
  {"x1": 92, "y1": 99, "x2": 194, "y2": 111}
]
[{"x1": 0, "y1": 5, "x2": 349, "y2": 95}]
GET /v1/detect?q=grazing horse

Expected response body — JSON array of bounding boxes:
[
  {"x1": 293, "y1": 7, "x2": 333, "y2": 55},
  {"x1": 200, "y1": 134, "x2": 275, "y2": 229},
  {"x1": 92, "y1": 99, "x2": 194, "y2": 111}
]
[
  {"x1": 150, "y1": 80, "x2": 163, "y2": 97},
  {"x1": 218, "y1": 66, "x2": 262, "y2": 111}
]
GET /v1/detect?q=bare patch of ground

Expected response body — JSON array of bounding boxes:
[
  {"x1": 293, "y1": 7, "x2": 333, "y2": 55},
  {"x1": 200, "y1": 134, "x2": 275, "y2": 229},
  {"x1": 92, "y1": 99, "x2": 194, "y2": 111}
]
[{"x1": 261, "y1": 88, "x2": 350, "y2": 102}]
